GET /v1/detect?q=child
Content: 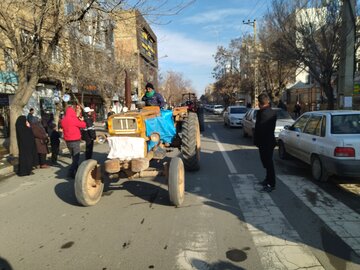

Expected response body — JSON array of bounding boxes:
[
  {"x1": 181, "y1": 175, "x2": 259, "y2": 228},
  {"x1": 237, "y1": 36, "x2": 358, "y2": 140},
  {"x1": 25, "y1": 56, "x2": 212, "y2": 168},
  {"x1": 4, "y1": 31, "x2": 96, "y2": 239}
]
[{"x1": 50, "y1": 124, "x2": 61, "y2": 164}]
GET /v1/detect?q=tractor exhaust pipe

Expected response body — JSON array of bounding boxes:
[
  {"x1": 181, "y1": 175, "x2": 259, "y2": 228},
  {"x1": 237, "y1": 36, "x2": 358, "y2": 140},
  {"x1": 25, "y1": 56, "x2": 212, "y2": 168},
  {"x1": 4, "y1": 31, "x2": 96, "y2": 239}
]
[{"x1": 125, "y1": 69, "x2": 131, "y2": 109}]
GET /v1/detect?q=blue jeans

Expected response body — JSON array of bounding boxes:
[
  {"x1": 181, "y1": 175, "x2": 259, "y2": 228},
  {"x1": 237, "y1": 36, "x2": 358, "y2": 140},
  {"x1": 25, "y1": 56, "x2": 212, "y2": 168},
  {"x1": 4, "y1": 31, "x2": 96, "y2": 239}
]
[{"x1": 66, "y1": 141, "x2": 80, "y2": 177}]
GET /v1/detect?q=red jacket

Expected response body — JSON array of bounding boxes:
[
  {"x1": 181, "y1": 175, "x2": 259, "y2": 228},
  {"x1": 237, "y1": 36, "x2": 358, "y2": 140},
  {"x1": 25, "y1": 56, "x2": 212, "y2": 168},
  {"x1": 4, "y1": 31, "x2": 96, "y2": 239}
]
[{"x1": 61, "y1": 107, "x2": 86, "y2": 141}]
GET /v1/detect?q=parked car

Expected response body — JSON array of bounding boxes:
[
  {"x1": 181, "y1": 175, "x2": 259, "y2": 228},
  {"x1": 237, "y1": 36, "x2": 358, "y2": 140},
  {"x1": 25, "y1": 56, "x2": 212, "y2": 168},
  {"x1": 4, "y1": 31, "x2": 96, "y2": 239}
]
[
  {"x1": 242, "y1": 108, "x2": 294, "y2": 139},
  {"x1": 213, "y1": 105, "x2": 224, "y2": 115},
  {"x1": 223, "y1": 106, "x2": 248, "y2": 127},
  {"x1": 278, "y1": 110, "x2": 360, "y2": 182}
]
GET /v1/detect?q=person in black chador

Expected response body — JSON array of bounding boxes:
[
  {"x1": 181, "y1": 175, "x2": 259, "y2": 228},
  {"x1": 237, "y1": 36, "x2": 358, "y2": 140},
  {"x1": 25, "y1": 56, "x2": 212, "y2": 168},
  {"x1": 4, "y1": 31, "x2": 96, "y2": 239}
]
[
  {"x1": 254, "y1": 93, "x2": 277, "y2": 192},
  {"x1": 141, "y1": 82, "x2": 165, "y2": 108},
  {"x1": 15, "y1": 115, "x2": 38, "y2": 176},
  {"x1": 82, "y1": 107, "x2": 96, "y2": 160}
]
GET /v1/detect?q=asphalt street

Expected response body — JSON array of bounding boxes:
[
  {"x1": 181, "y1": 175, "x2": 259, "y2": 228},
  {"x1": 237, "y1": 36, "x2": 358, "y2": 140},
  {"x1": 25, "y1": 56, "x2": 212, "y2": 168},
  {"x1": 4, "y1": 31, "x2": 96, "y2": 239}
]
[{"x1": 0, "y1": 113, "x2": 359, "y2": 270}]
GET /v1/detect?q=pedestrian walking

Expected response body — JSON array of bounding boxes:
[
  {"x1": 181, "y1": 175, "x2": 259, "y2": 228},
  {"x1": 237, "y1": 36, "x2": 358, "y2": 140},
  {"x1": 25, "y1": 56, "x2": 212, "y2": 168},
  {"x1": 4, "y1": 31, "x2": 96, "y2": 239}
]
[
  {"x1": 50, "y1": 123, "x2": 61, "y2": 164},
  {"x1": 30, "y1": 117, "x2": 50, "y2": 169},
  {"x1": 61, "y1": 106, "x2": 86, "y2": 179},
  {"x1": 15, "y1": 115, "x2": 38, "y2": 176},
  {"x1": 293, "y1": 101, "x2": 301, "y2": 119},
  {"x1": 254, "y1": 93, "x2": 277, "y2": 192},
  {"x1": 82, "y1": 107, "x2": 97, "y2": 160}
]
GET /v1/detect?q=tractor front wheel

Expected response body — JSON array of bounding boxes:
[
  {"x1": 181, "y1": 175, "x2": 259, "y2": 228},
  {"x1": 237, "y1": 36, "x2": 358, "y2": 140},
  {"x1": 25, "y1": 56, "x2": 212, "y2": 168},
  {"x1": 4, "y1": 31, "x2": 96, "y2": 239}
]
[
  {"x1": 75, "y1": 159, "x2": 104, "y2": 206},
  {"x1": 168, "y1": 157, "x2": 185, "y2": 206}
]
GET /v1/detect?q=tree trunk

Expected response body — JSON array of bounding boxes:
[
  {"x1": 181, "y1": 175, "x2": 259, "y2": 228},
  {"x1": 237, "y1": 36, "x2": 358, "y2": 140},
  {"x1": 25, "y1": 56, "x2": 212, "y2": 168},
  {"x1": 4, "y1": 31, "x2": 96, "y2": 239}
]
[{"x1": 323, "y1": 82, "x2": 335, "y2": 110}]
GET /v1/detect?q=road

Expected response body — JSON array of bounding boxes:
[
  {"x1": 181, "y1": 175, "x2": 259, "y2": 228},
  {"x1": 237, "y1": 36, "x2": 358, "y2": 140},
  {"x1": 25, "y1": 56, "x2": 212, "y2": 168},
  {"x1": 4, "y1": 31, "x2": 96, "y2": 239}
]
[{"x1": 0, "y1": 113, "x2": 359, "y2": 270}]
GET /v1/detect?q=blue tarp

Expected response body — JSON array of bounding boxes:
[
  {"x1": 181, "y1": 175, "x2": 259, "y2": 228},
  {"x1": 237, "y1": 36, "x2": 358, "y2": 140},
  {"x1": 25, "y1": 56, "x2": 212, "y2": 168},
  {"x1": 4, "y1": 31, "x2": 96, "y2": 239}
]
[{"x1": 145, "y1": 110, "x2": 176, "y2": 151}]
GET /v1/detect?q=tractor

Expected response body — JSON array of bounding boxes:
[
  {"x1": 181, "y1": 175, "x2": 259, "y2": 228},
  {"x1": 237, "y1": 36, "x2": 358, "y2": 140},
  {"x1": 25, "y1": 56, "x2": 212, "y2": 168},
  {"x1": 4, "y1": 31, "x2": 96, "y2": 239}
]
[
  {"x1": 181, "y1": 93, "x2": 205, "y2": 131},
  {"x1": 74, "y1": 102, "x2": 200, "y2": 207}
]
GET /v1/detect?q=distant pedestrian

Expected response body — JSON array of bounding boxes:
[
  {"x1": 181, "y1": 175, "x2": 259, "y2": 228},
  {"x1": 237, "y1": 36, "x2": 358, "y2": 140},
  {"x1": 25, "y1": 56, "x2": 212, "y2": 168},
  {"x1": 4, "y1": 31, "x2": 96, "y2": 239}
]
[
  {"x1": 277, "y1": 100, "x2": 287, "y2": 111},
  {"x1": 293, "y1": 101, "x2": 301, "y2": 118},
  {"x1": 50, "y1": 123, "x2": 61, "y2": 164},
  {"x1": 27, "y1": 108, "x2": 35, "y2": 123},
  {"x1": 15, "y1": 116, "x2": 38, "y2": 176},
  {"x1": 246, "y1": 102, "x2": 252, "y2": 109},
  {"x1": 30, "y1": 117, "x2": 50, "y2": 169},
  {"x1": 82, "y1": 107, "x2": 97, "y2": 160},
  {"x1": 254, "y1": 93, "x2": 277, "y2": 192},
  {"x1": 61, "y1": 106, "x2": 86, "y2": 179}
]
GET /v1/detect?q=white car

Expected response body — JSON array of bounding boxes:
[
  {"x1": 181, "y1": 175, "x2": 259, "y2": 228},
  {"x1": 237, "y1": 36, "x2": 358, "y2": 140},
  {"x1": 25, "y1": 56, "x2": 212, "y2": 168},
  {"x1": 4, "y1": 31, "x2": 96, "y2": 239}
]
[
  {"x1": 242, "y1": 108, "x2": 294, "y2": 139},
  {"x1": 223, "y1": 106, "x2": 248, "y2": 127},
  {"x1": 278, "y1": 110, "x2": 360, "y2": 181},
  {"x1": 213, "y1": 105, "x2": 224, "y2": 115}
]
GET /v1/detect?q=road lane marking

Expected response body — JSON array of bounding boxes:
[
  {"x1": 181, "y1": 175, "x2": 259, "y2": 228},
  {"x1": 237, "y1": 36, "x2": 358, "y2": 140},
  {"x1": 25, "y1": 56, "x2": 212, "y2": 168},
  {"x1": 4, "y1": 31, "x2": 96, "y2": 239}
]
[
  {"x1": 212, "y1": 133, "x2": 238, "y2": 174},
  {"x1": 278, "y1": 175, "x2": 360, "y2": 256},
  {"x1": 229, "y1": 174, "x2": 324, "y2": 270}
]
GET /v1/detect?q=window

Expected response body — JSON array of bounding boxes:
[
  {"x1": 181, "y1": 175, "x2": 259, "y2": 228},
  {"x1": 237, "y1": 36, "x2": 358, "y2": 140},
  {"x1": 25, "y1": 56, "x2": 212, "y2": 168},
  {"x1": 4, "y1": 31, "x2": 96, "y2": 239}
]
[
  {"x1": 331, "y1": 114, "x2": 360, "y2": 134},
  {"x1": 320, "y1": 116, "x2": 326, "y2": 137},
  {"x1": 230, "y1": 107, "x2": 248, "y2": 114},
  {"x1": 51, "y1": 45, "x2": 63, "y2": 63},
  {"x1": 4, "y1": 49, "x2": 14, "y2": 71},
  {"x1": 304, "y1": 115, "x2": 322, "y2": 136},
  {"x1": 292, "y1": 115, "x2": 310, "y2": 132}
]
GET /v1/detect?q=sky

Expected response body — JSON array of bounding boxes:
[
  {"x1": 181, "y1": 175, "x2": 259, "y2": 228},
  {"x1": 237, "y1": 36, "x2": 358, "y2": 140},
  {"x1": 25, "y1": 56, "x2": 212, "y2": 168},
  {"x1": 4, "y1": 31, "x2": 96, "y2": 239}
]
[{"x1": 150, "y1": 0, "x2": 271, "y2": 96}]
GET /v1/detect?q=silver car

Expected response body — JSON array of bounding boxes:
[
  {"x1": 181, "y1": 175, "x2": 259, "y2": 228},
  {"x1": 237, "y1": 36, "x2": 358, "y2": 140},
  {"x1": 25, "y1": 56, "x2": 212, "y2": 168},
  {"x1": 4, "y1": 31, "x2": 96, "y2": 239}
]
[
  {"x1": 223, "y1": 106, "x2": 248, "y2": 127},
  {"x1": 242, "y1": 108, "x2": 294, "y2": 139},
  {"x1": 213, "y1": 105, "x2": 224, "y2": 115},
  {"x1": 278, "y1": 110, "x2": 360, "y2": 181}
]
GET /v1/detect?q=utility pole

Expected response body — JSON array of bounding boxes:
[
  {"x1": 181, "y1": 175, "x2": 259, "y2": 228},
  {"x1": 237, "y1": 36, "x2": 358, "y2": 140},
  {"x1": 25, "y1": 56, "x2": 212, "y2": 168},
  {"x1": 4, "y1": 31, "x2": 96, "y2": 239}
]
[
  {"x1": 243, "y1": 19, "x2": 258, "y2": 107},
  {"x1": 338, "y1": 0, "x2": 356, "y2": 109}
]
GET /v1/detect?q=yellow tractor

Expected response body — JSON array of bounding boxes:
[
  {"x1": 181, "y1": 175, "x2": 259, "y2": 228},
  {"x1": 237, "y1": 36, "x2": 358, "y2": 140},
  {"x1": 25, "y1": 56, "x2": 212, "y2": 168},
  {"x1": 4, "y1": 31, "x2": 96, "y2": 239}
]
[{"x1": 74, "y1": 104, "x2": 200, "y2": 207}]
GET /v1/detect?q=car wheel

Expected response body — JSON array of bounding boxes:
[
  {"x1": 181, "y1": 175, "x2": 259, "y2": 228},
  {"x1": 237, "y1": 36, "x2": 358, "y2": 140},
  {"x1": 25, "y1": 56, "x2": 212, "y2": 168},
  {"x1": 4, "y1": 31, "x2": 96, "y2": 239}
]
[
  {"x1": 278, "y1": 141, "x2": 288, "y2": 160},
  {"x1": 311, "y1": 155, "x2": 328, "y2": 182}
]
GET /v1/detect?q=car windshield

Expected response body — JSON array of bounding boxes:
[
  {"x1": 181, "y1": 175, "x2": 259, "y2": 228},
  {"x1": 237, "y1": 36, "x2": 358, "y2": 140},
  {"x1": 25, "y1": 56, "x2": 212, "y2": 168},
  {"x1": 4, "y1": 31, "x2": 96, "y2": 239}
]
[
  {"x1": 230, "y1": 107, "x2": 248, "y2": 114},
  {"x1": 331, "y1": 114, "x2": 360, "y2": 134},
  {"x1": 214, "y1": 105, "x2": 223, "y2": 109},
  {"x1": 276, "y1": 110, "x2": 292, "y2": 119}
]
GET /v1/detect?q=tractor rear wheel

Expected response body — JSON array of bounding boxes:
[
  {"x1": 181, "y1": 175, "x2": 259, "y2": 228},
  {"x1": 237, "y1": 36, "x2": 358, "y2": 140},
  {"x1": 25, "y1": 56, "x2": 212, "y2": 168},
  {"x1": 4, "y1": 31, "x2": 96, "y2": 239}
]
[
  {"x1": 75, "y1": 159, "x2": 104, "y2": 206},
  {"x1": 168, "y1": 157, "x2": 185, "y2": 206},
  {"x1": 181, "y1": 112, "x2": 200, "y2": 171}
]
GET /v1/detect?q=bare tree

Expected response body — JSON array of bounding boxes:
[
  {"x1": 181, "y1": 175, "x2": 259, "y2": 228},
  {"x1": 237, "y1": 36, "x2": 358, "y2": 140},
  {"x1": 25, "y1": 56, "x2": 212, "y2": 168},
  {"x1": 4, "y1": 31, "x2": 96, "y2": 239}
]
[
  {"x1": 257, "y1": 23, "x2": 296, "y2": 101},
  {"x1": 159, "y1": 70, "x2": 195, "y2": 106},
  {"x1": 212, "y1": 38, "x2": 242, "y2": 106},
  {"x1": 266, "y1": 0, "x2": 345, "y2": 109},
  {"x1": 0, "y1": 0, "x2": 99, "y2": 156}
]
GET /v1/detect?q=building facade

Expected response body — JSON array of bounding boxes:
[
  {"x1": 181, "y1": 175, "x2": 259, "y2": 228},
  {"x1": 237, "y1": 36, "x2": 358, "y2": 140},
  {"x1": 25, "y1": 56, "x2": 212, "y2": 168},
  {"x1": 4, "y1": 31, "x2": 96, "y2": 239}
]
[{"x1": 112, "y1": 10, "x2": 158, "y2": 99}]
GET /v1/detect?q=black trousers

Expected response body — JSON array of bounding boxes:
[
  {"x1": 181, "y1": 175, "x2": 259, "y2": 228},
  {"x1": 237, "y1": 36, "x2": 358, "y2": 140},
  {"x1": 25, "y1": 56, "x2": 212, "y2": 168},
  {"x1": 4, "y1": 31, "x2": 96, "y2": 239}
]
[
  {"x1": 259, "y1": 145, "x2": 276, "y2": 187},
  {"x1": 51, "y1": 145, "x2": 59, "y2": 163},
  {"x1": 85, "y1": 140, "x2": 94, "y2": 160}
]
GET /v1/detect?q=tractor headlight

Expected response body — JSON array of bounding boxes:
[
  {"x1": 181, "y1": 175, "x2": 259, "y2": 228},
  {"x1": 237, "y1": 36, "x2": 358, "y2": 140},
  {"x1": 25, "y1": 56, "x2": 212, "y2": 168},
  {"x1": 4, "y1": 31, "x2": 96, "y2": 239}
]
[{"x1": 150, "y1": 132, "x2": 160, "y2": 143}]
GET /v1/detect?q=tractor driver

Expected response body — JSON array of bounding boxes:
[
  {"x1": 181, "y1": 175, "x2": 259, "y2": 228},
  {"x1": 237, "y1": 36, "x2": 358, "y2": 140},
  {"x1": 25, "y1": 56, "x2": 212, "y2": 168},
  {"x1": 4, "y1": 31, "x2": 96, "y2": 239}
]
[{"x1": 142, "y1": 82, "x2": 165, "y2": 108}]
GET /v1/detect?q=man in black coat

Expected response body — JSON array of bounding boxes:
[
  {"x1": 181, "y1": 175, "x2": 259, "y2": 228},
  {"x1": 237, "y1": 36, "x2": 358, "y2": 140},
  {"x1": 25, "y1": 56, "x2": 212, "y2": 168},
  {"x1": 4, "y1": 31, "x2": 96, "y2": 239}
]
[
  {"x1": 82, "y1": 107, "x2": 97, "y2": 160},
  {"x1": 254, "y1": 93, "x2": 277, "y2": 192}
]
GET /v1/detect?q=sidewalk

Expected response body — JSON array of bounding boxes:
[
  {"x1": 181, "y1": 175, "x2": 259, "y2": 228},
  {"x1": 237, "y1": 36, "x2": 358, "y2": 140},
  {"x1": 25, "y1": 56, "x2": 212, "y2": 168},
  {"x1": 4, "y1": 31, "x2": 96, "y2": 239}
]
[{"x1": 0, "y1": 122, "x2": 107, "y2": 179}]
